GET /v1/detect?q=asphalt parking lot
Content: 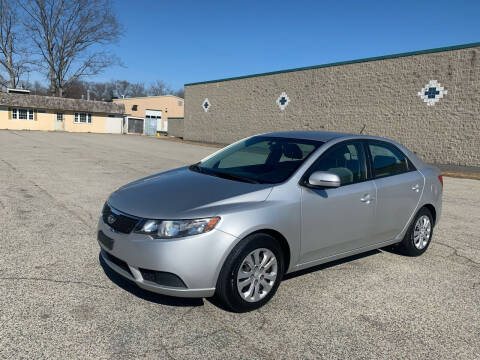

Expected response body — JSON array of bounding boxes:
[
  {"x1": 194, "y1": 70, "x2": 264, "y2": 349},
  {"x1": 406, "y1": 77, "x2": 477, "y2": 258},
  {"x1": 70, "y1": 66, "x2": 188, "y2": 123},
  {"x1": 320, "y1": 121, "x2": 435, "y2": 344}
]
[{"x1": 1, "y1": 130, "x2": 479, "y2": 359}]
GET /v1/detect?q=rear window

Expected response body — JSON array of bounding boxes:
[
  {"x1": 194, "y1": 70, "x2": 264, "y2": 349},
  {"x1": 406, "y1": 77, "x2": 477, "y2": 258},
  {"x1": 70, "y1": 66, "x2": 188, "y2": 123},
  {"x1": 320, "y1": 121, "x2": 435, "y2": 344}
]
[{"x1": 368, "y1": 142, "x2": 410, "y2": 178}]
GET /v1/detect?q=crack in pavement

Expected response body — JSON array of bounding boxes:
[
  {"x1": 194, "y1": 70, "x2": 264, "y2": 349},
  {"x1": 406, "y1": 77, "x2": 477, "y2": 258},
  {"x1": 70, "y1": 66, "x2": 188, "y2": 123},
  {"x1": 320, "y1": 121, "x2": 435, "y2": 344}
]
[
  {"x1": 121, "y1": 305, "x2": 269, "y2": 359},
  {"x1": 165, "y1": 329, "x2": 224, "y2": 351},
  {"x1": 109, "y1": 344, "x2": 177, "y2": 360},
  {"x1": 0, "y1": 159, "x2": 91, "y2": 230},
  {"x1": 109, "y1": 329, "x2": 254, "y2": 360},
  {"x1": 197, "y1": 306, "x2": 270, "y2": 358},
  {"x1": 107, "y1": 307, "x2": 198, "y2": 360},
  {"x1": 435, "y1": 241, "x2": 480, "y2": 267},
  {"x1": 0, "y1": 276, "x2": 113, "y2": 290}
]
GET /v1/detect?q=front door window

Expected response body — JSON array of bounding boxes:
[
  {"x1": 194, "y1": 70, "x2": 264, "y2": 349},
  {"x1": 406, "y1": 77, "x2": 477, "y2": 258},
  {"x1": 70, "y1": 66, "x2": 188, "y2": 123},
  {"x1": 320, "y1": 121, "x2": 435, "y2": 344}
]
[{"x1": 306, "y1": 141, "x2": 367, "y2": 186}]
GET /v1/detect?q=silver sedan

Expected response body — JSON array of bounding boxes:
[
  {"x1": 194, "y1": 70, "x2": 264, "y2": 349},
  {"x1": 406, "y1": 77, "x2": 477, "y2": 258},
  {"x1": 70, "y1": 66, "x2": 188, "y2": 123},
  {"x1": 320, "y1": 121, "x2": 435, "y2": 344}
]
[{"x1": 97, "y1": 131, "x2": 443, "y2": 312}]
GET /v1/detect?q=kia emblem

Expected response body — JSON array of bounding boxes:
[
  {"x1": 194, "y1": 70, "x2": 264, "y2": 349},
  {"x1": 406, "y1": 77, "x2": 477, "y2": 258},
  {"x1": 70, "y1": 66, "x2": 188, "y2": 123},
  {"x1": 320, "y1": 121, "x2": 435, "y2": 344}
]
[{"x1": 107, "y1": 214, "x2": 116, "y2": 225}]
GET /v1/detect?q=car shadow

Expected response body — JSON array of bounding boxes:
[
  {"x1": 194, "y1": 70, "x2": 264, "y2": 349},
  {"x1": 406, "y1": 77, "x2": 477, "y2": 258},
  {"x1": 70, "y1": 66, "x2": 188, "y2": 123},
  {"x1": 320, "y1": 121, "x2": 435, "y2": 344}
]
[
  {"x1": 99, "y1": 249, "x2": 383, "y2": 310},
  {"x1": 98, "y1": 253, "x2": 204, "y2": 307},
  {"x1": 283, "y1": 249, "x2": 381, "y2": 281},
  {"x1": 379, "y1": 244, "x2": 401, "y2": 255}
]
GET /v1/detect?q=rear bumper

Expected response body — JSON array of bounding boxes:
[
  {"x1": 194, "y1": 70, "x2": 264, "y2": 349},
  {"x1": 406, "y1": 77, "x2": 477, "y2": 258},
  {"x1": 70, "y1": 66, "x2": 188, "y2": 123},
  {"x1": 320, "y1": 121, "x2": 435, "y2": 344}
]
[{"x1": 97, "y1": 217, "x2": 237, "y2": 298}]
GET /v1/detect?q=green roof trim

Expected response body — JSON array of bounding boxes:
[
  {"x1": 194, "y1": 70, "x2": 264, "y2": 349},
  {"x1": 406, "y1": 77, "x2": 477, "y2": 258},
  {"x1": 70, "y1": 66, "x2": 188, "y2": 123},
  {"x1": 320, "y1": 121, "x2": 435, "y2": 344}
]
[
  {"x1": 168, "y1": 117, "x2": 184, "y2": 119},
  {"x1": 185, "y1": 41, "x2": 480, "y2": 87}
]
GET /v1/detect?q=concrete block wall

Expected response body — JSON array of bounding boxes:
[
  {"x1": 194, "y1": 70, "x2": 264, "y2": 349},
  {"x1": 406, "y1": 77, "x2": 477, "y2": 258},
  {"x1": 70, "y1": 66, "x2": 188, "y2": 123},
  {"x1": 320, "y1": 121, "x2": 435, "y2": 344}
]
[
  {"x1": 184, "y1": 43, "x2": 480, "y2": 167},
  {"x1": 167, "y1": 117, "x2": 184, "y2": 138}
]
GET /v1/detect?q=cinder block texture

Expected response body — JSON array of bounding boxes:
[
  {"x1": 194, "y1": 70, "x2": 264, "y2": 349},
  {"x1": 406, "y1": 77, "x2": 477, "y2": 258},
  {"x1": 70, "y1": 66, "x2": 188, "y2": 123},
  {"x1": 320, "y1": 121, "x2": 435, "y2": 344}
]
[
  {"x1": 184, "y1": 45, "x2": 480, "y2": 167},
  {"x1": 168, "y1": 117, "x2": 184, "y2": 138}
]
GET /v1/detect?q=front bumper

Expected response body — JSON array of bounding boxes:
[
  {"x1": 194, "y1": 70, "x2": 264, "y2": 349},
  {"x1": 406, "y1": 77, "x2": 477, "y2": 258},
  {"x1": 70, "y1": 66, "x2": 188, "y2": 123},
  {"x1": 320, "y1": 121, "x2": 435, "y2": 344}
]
[{"x1": 97, "y1": 217, "x2": 238, "y2": 298}]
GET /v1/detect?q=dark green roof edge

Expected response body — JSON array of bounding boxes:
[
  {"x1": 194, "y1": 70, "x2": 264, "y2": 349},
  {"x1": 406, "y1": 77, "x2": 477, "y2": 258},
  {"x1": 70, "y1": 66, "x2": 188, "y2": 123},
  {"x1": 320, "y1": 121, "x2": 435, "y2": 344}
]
[
  {"x1": 168, "y1": 117, "x2": 184, "y2": 119},
  {"x1": 185, "y1": 41, "x2": 480, "y2": 87}
]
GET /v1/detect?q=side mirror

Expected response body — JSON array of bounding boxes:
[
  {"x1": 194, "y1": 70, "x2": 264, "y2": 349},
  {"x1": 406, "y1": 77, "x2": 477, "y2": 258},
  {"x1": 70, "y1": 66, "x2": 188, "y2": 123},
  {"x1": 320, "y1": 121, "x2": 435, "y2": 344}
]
[{"x1": 307, "y1": 171, "x2": 341, "y2": 188}]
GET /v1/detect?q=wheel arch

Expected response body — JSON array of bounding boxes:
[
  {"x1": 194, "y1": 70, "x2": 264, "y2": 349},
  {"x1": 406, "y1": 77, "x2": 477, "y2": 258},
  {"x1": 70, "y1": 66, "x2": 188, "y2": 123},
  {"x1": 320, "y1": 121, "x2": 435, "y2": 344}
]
[
  {"x1": 421, "y1": 203, "x2": 437, "y2": 226},
  {"x1": 247, "y1": 229, "x2": 291, "y2": 273}
]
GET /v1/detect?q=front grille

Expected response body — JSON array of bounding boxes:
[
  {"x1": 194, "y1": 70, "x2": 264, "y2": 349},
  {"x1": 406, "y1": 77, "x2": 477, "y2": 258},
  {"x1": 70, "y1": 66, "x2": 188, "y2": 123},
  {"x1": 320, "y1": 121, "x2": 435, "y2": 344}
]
[
  {"x1": 140, "y1": 268, "x2": 187, "y2": 288},
  {"x1": 103, "y1": 250, "x2": 133, "y2": 277},
  {"x1": 102, "y1": 203, "x2": 140, "y2": 234}
]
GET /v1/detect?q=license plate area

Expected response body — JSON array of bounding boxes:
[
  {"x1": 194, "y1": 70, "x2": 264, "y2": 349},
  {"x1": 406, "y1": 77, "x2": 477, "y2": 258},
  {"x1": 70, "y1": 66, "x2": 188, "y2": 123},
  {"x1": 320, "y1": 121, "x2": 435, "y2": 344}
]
[{"x1": 98, "y1": 230, "x2": 114, "y2": 250}]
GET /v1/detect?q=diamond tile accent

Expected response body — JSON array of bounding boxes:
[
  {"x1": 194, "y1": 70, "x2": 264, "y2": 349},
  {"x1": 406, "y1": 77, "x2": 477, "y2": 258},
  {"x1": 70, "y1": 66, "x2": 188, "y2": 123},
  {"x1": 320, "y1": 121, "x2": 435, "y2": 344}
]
[
  {"x1": 276, "y1": 92, "x2": 290, "y2": 111},
  {"x1": 202, "y1": 98, "x2": 210, "y2": 112},
  {"x1": 418, "y1": 80, "x2": 448, "y2": 106}
]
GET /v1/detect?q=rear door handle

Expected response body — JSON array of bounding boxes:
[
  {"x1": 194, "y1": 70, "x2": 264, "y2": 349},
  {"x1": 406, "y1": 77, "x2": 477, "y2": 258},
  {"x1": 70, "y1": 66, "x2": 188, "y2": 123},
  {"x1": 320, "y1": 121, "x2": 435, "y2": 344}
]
[{"x1": 411, "y1": 184, "x2": 420, "y2": 192}]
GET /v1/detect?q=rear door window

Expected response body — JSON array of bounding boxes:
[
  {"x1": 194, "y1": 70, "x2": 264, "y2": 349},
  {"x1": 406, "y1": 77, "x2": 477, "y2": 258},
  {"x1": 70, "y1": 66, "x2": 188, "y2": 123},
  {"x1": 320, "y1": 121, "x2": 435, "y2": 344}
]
[{"x1": 368, "y1": 141, "x2": 410, "y2": 178}]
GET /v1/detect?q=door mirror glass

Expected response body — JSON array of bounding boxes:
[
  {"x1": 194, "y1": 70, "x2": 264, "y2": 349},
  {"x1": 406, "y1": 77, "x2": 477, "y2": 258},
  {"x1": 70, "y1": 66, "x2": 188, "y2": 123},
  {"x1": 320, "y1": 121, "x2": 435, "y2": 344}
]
[{"x1": 308, "y1": 171, "x2": 341, "y2": 188}]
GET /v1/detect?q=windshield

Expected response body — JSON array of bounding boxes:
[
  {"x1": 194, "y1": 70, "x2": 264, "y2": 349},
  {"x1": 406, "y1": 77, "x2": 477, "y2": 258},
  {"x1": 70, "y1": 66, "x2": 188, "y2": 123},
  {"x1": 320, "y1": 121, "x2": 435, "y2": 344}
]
[{"x1": 190, "y1": 136, "x2": 323, "y2": 184}]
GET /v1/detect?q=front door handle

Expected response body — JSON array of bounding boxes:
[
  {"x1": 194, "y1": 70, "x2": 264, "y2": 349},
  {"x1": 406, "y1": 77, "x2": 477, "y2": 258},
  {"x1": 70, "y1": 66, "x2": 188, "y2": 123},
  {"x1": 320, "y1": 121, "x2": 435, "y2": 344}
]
[{"x1": 360, "y1": 194, "x2": 375, "y2": 204}]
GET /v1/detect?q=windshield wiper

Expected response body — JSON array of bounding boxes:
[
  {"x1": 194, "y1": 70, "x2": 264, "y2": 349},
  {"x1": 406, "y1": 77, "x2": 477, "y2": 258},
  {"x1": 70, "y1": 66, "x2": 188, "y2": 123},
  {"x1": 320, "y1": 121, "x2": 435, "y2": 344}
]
[
  {"x1": 189, "y1": 164, "x2": 260, "y2": 184},
  {"x1": 189, "y1": 163, "x2": 205, "y2": 173},
  {"x1": 211, "y1": 171, "x2": 261, "y2": 184}
]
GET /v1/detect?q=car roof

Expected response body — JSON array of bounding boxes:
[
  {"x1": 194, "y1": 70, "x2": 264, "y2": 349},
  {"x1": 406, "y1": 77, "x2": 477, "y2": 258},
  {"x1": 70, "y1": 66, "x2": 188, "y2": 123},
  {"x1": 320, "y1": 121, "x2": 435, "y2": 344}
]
[
  {"x1": 259, "y1": 131, "x2": 428, "y2": 170},
  {"x1": 261, "y1": 131, "x2": 357, "y2": 142}
]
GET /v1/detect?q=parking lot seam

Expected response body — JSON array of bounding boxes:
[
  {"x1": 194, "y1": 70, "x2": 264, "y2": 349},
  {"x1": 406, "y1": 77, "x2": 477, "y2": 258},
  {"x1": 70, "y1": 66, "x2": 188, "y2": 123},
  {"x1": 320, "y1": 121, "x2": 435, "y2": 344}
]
[{"x1": 0, "y1": 276, "x2": 113, "y2": 290}]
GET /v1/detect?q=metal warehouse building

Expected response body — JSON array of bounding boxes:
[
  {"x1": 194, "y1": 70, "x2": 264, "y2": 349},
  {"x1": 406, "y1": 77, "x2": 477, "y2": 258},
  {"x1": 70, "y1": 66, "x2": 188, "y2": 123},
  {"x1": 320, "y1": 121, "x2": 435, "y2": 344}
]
[
  {"x1": 184, "y1": 42, "x2": 480, "y2": 167},
  {"x1": 0, "y1": 91, "x2": 125, "y2": 133}
]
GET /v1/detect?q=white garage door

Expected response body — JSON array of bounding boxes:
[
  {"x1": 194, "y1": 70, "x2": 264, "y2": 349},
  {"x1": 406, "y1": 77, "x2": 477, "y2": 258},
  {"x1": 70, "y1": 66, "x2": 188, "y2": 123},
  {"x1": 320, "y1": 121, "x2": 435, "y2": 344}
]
[
  {"x1": 106, "y1": 116, "x2": 123, "y2": 134},
  {"x1": 146, "y1": 109, "x2": 165, "y2": 132}
]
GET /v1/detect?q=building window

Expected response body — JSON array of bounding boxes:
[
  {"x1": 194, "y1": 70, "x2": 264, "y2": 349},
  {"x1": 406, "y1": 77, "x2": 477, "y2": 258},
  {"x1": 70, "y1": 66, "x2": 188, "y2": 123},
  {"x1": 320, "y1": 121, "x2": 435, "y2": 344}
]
[
  {"x1": 178, "y1": 100, "x2": 183, "y2": 106},
  {"x1": 57, "y1": 113, "x2": 63, "y2": 121},
  {"x1": 11, "y1": 108, "x2": 34, "y2": 120},
  {"x1": 74, "y1": 112, "x2": 92, "y2": 124},
  {"x1": 132, "y1": 105, "x2": 138, "y2": 111}
]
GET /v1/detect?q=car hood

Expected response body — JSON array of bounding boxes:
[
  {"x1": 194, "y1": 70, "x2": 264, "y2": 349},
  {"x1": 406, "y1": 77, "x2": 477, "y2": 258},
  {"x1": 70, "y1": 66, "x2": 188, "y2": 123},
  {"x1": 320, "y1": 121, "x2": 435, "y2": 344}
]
[{"x1": 108, "y1": 166, "x2": 273, "y2": 219}]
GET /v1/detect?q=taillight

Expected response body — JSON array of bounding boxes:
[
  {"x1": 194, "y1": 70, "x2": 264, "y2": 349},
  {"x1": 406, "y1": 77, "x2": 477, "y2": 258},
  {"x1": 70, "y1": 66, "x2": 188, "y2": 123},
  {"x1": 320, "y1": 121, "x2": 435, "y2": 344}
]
[{"x1": 438, "y1": 175, "x2": 443, "y2": 187}]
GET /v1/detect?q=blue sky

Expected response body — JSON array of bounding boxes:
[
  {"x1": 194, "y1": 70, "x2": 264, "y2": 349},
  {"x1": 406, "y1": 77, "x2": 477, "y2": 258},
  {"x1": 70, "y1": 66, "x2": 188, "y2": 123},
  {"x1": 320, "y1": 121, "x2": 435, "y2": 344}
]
[{"x1": 93, "y1": 0, "x2": 479, "y2": 89}]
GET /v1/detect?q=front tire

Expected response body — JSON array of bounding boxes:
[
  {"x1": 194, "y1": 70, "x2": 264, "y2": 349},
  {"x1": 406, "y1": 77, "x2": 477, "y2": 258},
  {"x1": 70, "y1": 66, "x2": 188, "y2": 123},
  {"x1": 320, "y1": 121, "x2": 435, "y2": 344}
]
[
  {"x1": 398, "y1": 207, "x2": 434, "y2": 256},
  {"x1": 215, "y1": 233, "x2": 284, "y2": 312}
]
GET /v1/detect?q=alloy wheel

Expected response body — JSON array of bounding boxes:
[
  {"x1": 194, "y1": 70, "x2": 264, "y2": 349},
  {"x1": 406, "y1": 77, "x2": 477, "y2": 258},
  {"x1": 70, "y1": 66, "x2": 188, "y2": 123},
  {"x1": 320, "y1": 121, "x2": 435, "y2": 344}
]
[
  {"x1": 413, "y1": 215, "x2": 431, "y2": 250},
  {"x1": 236, "y1": 248, "x2": 278, "y2": 302}
]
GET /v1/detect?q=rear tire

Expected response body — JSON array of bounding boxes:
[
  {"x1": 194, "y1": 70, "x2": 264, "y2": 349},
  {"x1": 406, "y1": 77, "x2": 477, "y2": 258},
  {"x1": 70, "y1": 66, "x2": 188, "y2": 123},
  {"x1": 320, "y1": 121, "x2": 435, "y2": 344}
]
[
  {"x1": 215, "y1": 233, "x2": 284, "y2": 312},
  {"x1": 398, "y1": 207, "x2": 434, "y2": 256}
]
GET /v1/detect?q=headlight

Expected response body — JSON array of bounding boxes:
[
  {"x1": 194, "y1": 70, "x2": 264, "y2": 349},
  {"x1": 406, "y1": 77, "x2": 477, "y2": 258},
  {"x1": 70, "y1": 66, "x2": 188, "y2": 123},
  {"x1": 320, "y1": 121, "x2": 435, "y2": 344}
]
[{"x1": 135, "y1": 217, "x2": 220, "y2": 239}]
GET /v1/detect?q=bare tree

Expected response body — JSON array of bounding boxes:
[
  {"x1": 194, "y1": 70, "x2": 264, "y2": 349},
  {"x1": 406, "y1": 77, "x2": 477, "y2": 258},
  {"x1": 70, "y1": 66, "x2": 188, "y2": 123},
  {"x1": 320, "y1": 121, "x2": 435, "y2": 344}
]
[
  {"x1": 0, "y1": 73, "x2": 6, "y2": 88},
  {"x1": 113, "y1": 80, "x2": 130, "y2": 99},
  {"x1": 19, "y1": 0, "x2": 122, "y2": 96},
  {"x1": 174, "y1": 87, "x2": 184, "y2": 98},
  {"x1": 148, "y1": 80, "x2": 172, "y2": 96},
  {"x1": 89, "y1": 81, "x2": 114, "y2": 101},
  {"x1": 0, "y1": 0, "x2": 31, "y2": 88},
  {"x1": 63, "y1": 79, "x2": 89, "y2": 99},
  {"x1": 30, "y1": 80, "x2": 48, "y2": 95},
  {"x1": 129, "y1": 82, "x2": 146, "y2": 97}
]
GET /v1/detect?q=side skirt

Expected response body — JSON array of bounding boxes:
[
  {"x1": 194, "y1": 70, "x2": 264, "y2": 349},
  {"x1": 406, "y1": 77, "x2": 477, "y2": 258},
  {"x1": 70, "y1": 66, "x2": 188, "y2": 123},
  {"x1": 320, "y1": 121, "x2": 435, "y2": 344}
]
[{"x1": 291, "y1": 238, "x2": 400, "y2": 273}]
